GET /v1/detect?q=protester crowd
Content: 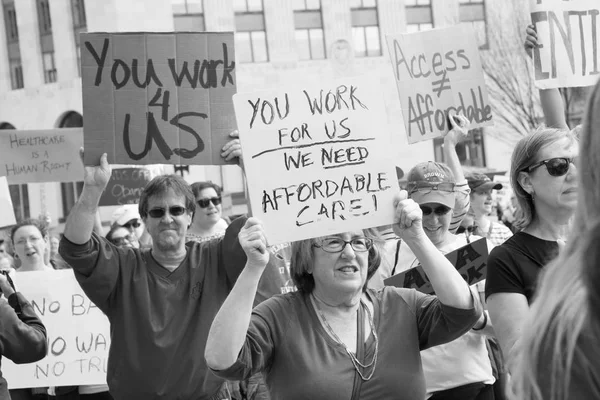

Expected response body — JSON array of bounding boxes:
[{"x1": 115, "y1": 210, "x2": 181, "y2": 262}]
[{"x1": 0, "y1": 25, "x2": 599, "y2": 400}]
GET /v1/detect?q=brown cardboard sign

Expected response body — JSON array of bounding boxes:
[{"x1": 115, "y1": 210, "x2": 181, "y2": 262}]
[
  {"x1": 384, "y1": 237, "x2": 489, "y2": 294},
  {"x1": 81, "y1": 32, "x2": 236, "y2": 166}
]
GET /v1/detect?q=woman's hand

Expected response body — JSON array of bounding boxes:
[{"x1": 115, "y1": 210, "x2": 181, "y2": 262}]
[
  {"x1": 238, "y1": 218, "x2": 269, "y2": 270},
  {"x1": 81, "y1": 149, "x2": 112, "y2": 191},
  {"x1": 392, "y1": 190, "x2": 426, "y2": 242},
  {"x1": 524, "y1": 24, "x2": 538, "y2": 59},
  {"x1": 221, "y1": 130, "x2": 244, "y2": 171},
  {"x1": 444, "y1": 113, "x2": 470, "y2": 146}
]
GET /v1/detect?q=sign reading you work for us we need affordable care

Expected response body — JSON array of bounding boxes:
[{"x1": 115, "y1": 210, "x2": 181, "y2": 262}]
[
  {"x1": 387, "y1": 25, "x2": 493, "y2": 144},
  {"x1": 235, "y1": 77, "x2": 399, "y2": 245},
  {"x1": 530, "y1": 0, "x2": 600, "y2": 89},
  {"x1": 81, "y1": 32, "x2": 236, "y2": 166},
  {"x1": 0, "y1": 128, "x2": 84, "y2": 184}
]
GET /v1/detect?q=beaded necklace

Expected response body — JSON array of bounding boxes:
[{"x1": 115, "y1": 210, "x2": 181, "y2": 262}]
[{"x1": 311, "y1": 294, "x2": 379, "y2": 381}]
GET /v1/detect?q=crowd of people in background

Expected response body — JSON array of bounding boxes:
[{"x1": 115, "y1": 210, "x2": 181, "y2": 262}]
[{"x1": 1, "y1": 25, "x2": 600, "y2": 400}]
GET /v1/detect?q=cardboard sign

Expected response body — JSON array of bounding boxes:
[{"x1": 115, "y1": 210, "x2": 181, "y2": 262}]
[
  {"x1": 531, "y1": 0, "x2": 600, "y2": 88},
  {"x1": 0, "y1": 129, "x2": 84, "y2": 184},
  {"x1": 99, "y1": 167, "x2": 153, "y2": 206},
  {"x1": 0, "y1": 177, "x2": 16, "y2": 228},
  {"x1": 386, "y1": 25, "x2": 493, "y2": 143},
  {"x1": 234, "y1": 77, "x2": 399, "y2": 245},
  {"x1": 384, "y1": 237, "x2": 488, "y2": 294},
  {"x1": 4, "y1": 270, "x2": 110, "y2": 388},
  {"x1": 81, "y1": 32, "x2": 237, "y2": 166}
]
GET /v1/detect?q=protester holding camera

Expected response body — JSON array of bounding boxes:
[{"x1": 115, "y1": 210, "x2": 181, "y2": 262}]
[{"x1": 0, "y1": 271, "x2": 48, "y2": 400}]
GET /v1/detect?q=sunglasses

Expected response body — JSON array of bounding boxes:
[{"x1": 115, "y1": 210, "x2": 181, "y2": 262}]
[
  {"x1": 457, "y1": 225, "x2": 478, "y2": 234},
  {"x1": 420, "y1": 205, "x2": 452, "y2": 216},
  {"x1": 147, "y1": 206, "x2": 187, "y2": 219},
  {"x1": 122, "y1": 219, "x2": 141, "y2": 229},
  {"x1": 526, "y1": 157, "x2": 578, "y2": 177},
  {"x1": 197, "y1": 197, "x2": 222, "y2": 208}
]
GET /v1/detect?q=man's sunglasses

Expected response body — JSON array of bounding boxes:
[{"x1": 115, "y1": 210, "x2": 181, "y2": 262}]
[
  {"x1": 147, "y1": 206, "x2": 187, "y2": 219},
  {"x1": 420, "y1": 205, "x2": 452, "y2": 216},
  {"x1": 197, "y1": 197, "x2": 222, "y2": 208},
  {"x1": 525, "y1": 157, "x2": 578, "y2": 177},
  {"x1": 123, "y1": 219, "x2": 141, "y2": 229}
]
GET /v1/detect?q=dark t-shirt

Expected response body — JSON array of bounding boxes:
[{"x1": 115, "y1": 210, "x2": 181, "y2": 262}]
[{"x1": 485, "y1": 231, "x2": 559, "y2": 304}]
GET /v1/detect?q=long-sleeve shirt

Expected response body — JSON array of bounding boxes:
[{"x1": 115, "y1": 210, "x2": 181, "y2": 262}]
[
  {"x1": 58, "y1": 217, "x2": 248, "y2": 400},
  {"x1": 0, "y1": 292, "x2": 48, "y2": 400},
  {"x1": 211, "y1": 287, "x2": 481, "y2": 400}
]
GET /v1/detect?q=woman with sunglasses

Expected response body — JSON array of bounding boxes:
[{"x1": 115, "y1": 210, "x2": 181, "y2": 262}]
[
  {"x1": 205, "y1": 191, "x2": 480, "y2": 400},
  {"x1": 187, "y1": 181, "x2": 229, "y2": 243},
  {"x1": 485, "y1": 127, "x2": 578, "y2": 372}
]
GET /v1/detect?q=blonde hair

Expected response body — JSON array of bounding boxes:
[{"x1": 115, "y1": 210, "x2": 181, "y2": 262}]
[{"x1": 512, "y1": 81, "x2": 600, "y2": 400}]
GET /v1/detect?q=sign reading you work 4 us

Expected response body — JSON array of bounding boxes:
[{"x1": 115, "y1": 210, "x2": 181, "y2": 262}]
[
  {"x1": 0, "y1": 128, "x2": 84, "y2": 184},
  {"x1": 387, "y1": 25, "x2": 493, "y2": 143},
  {"x1": 81, "y1": 32, "x2": 236, "y2": 166},
  {"x1": 235, "y1": 77, "x2": 399, "y2": 245},
  {"x1": 530, "y1": 0, "x2": 600, "y2": 89},
  {"x1": 4, "y1": 270, "x2": 110, "y2": 388}
]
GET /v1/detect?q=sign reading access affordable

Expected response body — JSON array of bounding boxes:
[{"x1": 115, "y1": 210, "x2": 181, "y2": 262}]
[
  {"x1": 0, "y1": 176, "x2": 16, "y2": 228},
  {"x1": 0, "y1": 128, "x2": 84, "y2": 184},
  {"x1": 531, "y1": 0, "x2": 600, "y2": 89},
  {"x1": 234, "y1": 76, "x2": 399, "y2": 245},
  {"x1": 81, "y1": 32, "x2": 236, "y2": 166},
  {"x1": 384, "y1": 237, "x2": 489, "y2": 294},
  {"x1": 99, "y1": 167, "x2": 153, "y2": 206},
  {"x1": 386, "y1": 24, "x2": 493, "y2": 144},
  {"x1": 4, "y1": 270, "x2": 111, "y2": 389}
]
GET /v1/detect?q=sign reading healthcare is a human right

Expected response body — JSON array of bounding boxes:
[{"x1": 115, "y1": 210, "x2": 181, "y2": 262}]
[
  {"x1": 386, "y1": 24, "x2": 493, "y2": 143},
  {"x1": 234, "y1": 76, "x2": 399, "y2": 245},
  {"x1": 81, "y1": 32, "x2": 236, "y2": 166},
  {"x1": 530, "y1": 0, "x2": 600, "y2": 88}
]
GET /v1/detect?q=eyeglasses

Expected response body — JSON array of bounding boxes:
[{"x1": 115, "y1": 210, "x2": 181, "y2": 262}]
[
  {"x1": 525, "y1": 157, "x2": 578, "y2": 177},
  {"x1": 147, "y1": 206, "x2": 187, "y2": 219},
  {"x1": 408, "y1": 181, "x2": 455, "y2": 195},
  {"x1": 313, "y1": 237, "x2": 373, "y2": 253},
  {"x1": 420, "y1": 205, "x2": 452, "y2": 216},
  {"x1": 197, "y1": 197, "x2": 222, "y2": 208},
  {"x1": 457, "y1": 225, "x2": 478, "y2": 234},
  {"x1": 122, "y1": 219, "x2": 141, "y2": 229},
  {"x1": 15, "y1": 236, "x2": 43, "y2": 246}
]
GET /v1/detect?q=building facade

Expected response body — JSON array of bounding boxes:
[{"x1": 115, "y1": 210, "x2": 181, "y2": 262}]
[{"x1": 0, "y1": 0, "x2": 516, "y2": 232}]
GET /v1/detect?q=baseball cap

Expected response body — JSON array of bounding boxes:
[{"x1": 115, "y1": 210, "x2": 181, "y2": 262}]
[
  {"x1": 406, "y1": 161, "x2": 456, "y2": 208},
  {"x1": 111, "y1": 205, "x2": 141, "y2": 227},
  {"x1": 466, "y1": 173, "x2": 502, "y2": 192}
]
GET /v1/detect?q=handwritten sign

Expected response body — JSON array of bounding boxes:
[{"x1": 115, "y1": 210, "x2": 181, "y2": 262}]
[
  {"x1": 81, "y1": 32, "x2": 237, "y2": 166},
  {"x1": 99, "y1": 167, "x2": 153, "y2": 206},
  {"x1": 531, "y1": 0, "x2": 600, "y2": 88},
  {"x1": 0, "y1": 177, "x2": 16, "y2": 228},
  {"x1": 386, "y1": 25, "x2": 493, "y2": 143},
  {"x1": 235, "y1": 77, "x2": 399, "y2": 245},
  {"x1": 384, "y1": 237, "x2": 488, "y2": 294},
  {"x1": 0, "y1": 129, "x2": 84, "y2": 184},
  {"x1": 4, "y1": 270, "x2": 110, "y2": 388}
]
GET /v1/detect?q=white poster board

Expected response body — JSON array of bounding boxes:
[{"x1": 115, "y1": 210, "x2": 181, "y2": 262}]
[
  {"x1": 4, "y1": 270, "x2": 110, "y2": 389},
  {"x1": 234, "y1": 76, "x2": 399, "y2": 245},
  {"x1": 0, "y1": 176, "x2": 16, "y2": 228},
  {"x1": 530, "y1": 0, "x2": 600, "y2": 88}
]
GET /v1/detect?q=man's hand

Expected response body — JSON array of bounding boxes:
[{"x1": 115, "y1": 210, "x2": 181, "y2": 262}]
[
  {"x1": 443, "y1": 113, "x2": 470, "y2": 146},
  {"x1": 392, "y1": 190, "x2": 426, "y2": 242},
  {"x1": 524, "y1": 24, "x2": 538, "y2": 59},
  {"x1": 81, "y1": 149, "x2": 111, "y2": 191},
  {"x1": 238, "y1": 218, "x2": 269, "y2": 270},
  {"x1": 221, "y1": 130, "x2": 244, "y2": 171}
]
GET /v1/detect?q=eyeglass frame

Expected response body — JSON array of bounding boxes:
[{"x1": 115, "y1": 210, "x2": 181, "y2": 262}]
[
  {"x1": 312, "y1": 237, "x2": 373, "y2": 253},
  {"x1": 524, "y1": 156, "x2": 579, "y2": 176},
  {"x1": 147, "y1": 206, "x2": 188, "y2": 219},
  {"x1": 407, "y1": 181, "x2": 456, "y2": 195}
]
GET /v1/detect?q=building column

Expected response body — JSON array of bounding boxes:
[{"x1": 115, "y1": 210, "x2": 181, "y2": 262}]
[
  {"x1": 322, "y1": 0, "x2": 353, "y2": 54},
  {"x1": 204, "y1": 0, "x2": 235, "y2": 31},
  {"x1": 263, "y1": 0, "x2": 296, "y2": 64},
  {"x1": 431, "y1": 0, "x2": 460, "y2": 28},
  {"x1": 85, "y1": 0, "x2": 174, "y2": 32},
  {"x1": 49, "y1": 0, "x2": 78, "y2": 82},
  {"x1": 377, "y1": 0, "x2": 407, "y2": 57},
  {"x1": 0, "y1": 5, "x2": 11, "y2": 93},
  {"x1": 14, "y1": 0, "x2": 44, "y2": 88}
]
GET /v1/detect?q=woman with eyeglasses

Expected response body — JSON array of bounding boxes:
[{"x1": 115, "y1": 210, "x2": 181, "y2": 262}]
[
  {"x1": 10, "y1": 220, "x2": 55, "y2": 273},
  {"x1": 205, "y1": 190, "x2": 480, "y2": 400},
  {"x1": 485, "y1": 127, "x2": 578, "y2": 372},
  {"x1": 187, "y1": 181, "x2": 229, "y2": 243}
]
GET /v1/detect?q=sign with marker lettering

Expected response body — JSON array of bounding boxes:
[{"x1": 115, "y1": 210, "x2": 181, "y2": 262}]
[
  {"x1": 0, "y1": 128, "x2": 84, "y2": 184},
  {"x1": 0, "y1": 177, "x2": 16, "y2": 228},
  {"x1": 99, "y1": 167, "x2": 153, "y2": 206},
  {"x1": 234, "y1": 76, "x2": 399, "y2": 245},
  {"x1": 386, "y1": 25, "x2": 493, "y2": 143},
  {"x1": 4, "y1": 270, "x2": 110, "y2": 388},
  {"x1": 384, "y1": 237, "x2": 489, "y2": 294},
  {"x1": 81, "y1": 32, "x2": 236, "y2": 166},
  {"x1": 530, "y1": 0, "x2": 600, "y2": 88}
]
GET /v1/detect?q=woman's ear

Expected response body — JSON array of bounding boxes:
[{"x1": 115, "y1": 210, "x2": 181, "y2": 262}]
[{"x1": 517, "y1": 171, "x2": 534, "y2": 196}]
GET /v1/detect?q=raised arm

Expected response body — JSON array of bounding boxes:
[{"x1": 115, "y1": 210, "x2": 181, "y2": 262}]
[
  {"x1": 393, "y1": 191, "x2": 474, "y2": 309},
  {"x1": 525, "y1": 24, "x2": 568, "y2": 130},
  {"x1": 443, "y1": 114, "x2": 471, "y2": 232},
  {"x1": 63, "y1": 152, "x2": 112, "y2": 244},
  {"x1": 205, "y1": 218, "x2": 270, "y2": 370}
]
